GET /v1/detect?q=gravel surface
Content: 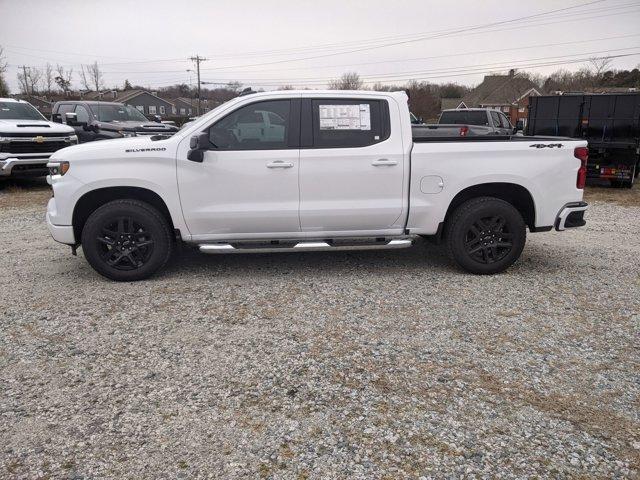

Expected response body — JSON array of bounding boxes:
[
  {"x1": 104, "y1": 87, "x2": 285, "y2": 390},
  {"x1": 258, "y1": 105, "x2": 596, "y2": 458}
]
[{"x1": 1, "y1": 183, "x2": 639, "y2": 479}]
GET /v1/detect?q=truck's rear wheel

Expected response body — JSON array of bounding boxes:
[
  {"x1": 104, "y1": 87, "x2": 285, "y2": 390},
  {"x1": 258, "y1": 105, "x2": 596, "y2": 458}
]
[
  {"x1": 445, "y1": 197, "x2": 526, "y2": 275},
  {"x1": 81, "y1": 199, "x2": 173, "y2": 281}
]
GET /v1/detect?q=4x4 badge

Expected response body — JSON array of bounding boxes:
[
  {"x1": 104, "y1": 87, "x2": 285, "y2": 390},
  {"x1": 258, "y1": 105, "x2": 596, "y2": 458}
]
[{"x1": 529, "y1": 143, "x2": 563, "y2": 148}]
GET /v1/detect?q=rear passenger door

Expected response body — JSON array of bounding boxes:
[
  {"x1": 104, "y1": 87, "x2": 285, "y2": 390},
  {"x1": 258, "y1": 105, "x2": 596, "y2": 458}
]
[{"x1": 298, "y1": 98, "x2": 406, "y2": 234}]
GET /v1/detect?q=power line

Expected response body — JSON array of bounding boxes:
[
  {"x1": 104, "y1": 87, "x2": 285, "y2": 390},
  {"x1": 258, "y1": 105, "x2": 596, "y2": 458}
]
[
  {"x1": 3, "y1": 0, "x2": 630, "y2": 71},
  {"x1": 88, "y1": 32, "x2": 640, "y2": 76},
  {"x1": 195, "y1": 6, "x2": 640, "y2": 72},
  {"x1": 197, "y1": 51, "x2": 640, "y2": 87}
]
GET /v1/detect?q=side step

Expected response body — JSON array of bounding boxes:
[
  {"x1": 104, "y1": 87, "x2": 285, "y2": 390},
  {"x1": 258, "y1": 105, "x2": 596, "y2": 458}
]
[{"x1": 199, "y1": 239, "x2": 413, "y2": 254}]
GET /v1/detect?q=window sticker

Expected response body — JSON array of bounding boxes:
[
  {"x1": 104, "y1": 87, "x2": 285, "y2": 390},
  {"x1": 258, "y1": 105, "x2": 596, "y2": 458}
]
[{"x1": 319, "y1": 104, "x2": 371, "y2": 130}]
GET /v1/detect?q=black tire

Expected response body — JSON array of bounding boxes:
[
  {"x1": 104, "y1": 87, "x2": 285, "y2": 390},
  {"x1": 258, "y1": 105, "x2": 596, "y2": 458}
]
[
  {"x1": 445, "y1": 197, "x2": 526, "y2": 275},
  {"x1": 81, "y1": 199, "x2": 173, "y2": 281}
]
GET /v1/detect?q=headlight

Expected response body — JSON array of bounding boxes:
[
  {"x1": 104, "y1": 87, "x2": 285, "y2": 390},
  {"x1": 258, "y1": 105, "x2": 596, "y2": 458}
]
[
  {"x1": 47, "y1": 161, "x2": 70, "y2": 176},
  {"x1": 119, "y1": 131, "x2": 137, "y2": 138},
  {"x1": 69, "y1": 135, "x2": 78, "y2": 144}
]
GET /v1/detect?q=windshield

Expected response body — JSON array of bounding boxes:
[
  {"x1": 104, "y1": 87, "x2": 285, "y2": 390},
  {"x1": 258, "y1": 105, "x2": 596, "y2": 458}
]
[
  {"x1": 439, "y1": 111, "x2": 489, "y2": 126},
  {"x1": 90, "y1": 104, "x2": 149, "y2": 122},
  {"x1": 0, "y1": 101, "x2": 46, "y2": 121}
]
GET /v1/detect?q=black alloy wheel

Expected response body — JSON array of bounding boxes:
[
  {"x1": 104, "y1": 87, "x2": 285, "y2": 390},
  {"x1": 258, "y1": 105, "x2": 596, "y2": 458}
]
[
  {"x1": 96, "y1": 216, "x2": 155, "y2": 271},
  {"x1": 81, "y1": 199, "x2": 173, "y2": 281},
  {"x1": 445, "y1": 196, "x2": 526, "y2": 274},
  {"x1": 464, "y1": 215, "x2": 513, "y2": 264}
]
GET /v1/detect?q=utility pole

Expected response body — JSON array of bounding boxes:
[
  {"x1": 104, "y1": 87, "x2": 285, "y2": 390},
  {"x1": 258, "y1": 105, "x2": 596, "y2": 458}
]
[
  {"x1": 21, "y1": 65, "x2": 29, "y2": 95},
  {"x1": 189, "y1": 55, "x2": 207, "y2": 116}
]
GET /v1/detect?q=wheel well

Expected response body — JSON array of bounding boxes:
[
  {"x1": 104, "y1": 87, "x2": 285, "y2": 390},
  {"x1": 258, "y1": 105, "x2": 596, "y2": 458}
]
[
  {"x1": 445, "y1": 183, "x2": 536, "y2": 229},
  {"x1": 72, "y1": 187, "x2": 175, "y2": 242}
]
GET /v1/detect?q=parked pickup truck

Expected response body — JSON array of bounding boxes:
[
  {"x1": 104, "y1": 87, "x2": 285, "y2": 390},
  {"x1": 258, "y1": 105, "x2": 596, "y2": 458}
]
[
  {"x1": 46, "y1": 90, "x2": 589, "y2": 281},
  {"x1": 1, "y1": 98, "x2": 77, "y2": 178},
  {"x1": 51, "y1": 101, "x2": 178, "y2": 143},
  {"x1": 413, "y1": 108, "x2": 519, "y2": 138}
]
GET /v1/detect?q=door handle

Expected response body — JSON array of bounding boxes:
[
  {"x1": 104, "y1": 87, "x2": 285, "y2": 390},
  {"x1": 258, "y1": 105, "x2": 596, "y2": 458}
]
[
  {"x1": 266, "y1": 161, "x2": 294, "y2": 168},
  {"x1": 372, "y1": 159, "x2": 398, "y2": 166}
]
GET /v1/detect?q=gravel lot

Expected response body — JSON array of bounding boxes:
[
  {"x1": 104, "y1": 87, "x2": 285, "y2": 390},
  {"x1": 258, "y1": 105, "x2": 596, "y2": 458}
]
[{"x1": 1, "y1": 181, "x2": 639, "y2": 479}]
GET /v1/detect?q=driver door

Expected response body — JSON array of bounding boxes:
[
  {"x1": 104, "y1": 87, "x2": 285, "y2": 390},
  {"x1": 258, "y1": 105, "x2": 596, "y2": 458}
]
[{"x1": 177, "y1": 98, "x2": 302, "y2": 240}]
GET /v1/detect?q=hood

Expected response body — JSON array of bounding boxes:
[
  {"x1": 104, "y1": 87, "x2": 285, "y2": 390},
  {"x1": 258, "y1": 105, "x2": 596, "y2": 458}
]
[
  {"x1": 0, "y1": 119, "x2": 75, "y2": 135},
  {"x1": 49, "y1": 135, "x2": 174, "y2": 162},
  {"x1": 98, "y1": 121, "x2": 179, "y2": 133}
]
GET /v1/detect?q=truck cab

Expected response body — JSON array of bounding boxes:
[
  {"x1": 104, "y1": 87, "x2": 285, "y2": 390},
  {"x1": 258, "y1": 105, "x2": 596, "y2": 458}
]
[
  {"x1": 51, "y1": 101, "x2": 178, "y2": 143},
  {"x1": 0, "y1": 98, "x2": 77, "y2": 178}
]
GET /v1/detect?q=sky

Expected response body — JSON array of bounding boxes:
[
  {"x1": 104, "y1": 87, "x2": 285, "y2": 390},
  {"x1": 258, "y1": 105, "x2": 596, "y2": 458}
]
[{"x1": 1, "y1": 0, "x2": 639, "y2": 94}]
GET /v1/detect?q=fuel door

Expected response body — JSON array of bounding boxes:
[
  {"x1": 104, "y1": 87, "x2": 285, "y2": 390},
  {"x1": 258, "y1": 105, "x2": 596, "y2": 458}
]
[{"x1": 420, "y1": 175, "x2": 444, "y2": 194}]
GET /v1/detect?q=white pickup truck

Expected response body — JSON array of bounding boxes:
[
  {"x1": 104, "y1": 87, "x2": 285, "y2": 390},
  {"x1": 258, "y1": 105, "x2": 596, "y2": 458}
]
[
  {"x1": 46, "y1": 90, "x2": 589, "y2": 281},
  {"x1": 1, "y1": 98, "x2": 77, "y2": 178}
]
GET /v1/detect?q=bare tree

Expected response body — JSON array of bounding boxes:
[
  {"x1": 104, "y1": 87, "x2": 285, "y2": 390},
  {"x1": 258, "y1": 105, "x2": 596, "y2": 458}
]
[
  {"x1": 328, "y1": 72, "x2": 363, "y2": 90},
  {"x1": 586, "y1": 57, "x2": 613, "y2": 90},
  {"x1": 43, "y1": 63, "x2": 54, "y2": 95},
  {"x1": 55, "y1": 64, "x2": 73, "y2": 93},
  {"x1": 0, "y1": 46, "x2": 8, "y2": 96},
  {"x1": 17, "y1": 66, "x2": 42, "y2": 95},
  {"x1": 86, "y1": 61, "x2": 103, "y2": 91},
  {"x1": 78, "y1": 65, "x2": 91, "y2": 91},
  {"x1": 589, "y1": 56, "x2": 613, "y2": 77}
]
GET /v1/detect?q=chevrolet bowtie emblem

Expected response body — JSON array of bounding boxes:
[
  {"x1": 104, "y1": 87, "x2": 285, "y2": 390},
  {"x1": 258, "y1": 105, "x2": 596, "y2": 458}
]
[{"x1": 34, "y1": 136, "x2": 45, "y2": 143}]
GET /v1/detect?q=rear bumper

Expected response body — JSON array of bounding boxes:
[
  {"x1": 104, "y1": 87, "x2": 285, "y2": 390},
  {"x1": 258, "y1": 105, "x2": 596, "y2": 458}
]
[
  {"x1": 46, "y1": 198, "x2": 75, "y2": 244},
  {"x1": 0, "y1": 157, "x2": 50, "y2": 177},
  {"x1": 555, "y1": 201, "x2": 588, "y2": 231}
]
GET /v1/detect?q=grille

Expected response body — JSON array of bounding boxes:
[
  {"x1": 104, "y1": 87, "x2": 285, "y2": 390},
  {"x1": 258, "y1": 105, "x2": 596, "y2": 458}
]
[{"x1": 0, "y1": 141, "x2": 69, "y2": 154}]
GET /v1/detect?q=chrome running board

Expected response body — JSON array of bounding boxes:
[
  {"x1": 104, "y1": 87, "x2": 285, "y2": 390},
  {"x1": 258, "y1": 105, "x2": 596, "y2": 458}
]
[{"x1": 199, "y1": 239, "x2": 413, "y2": 254}]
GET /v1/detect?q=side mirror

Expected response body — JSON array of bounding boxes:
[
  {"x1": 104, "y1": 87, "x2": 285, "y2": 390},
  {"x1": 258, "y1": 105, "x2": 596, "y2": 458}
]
[
  {"x1": 418, "y1": 116, "x2": 424, "y2": 123},
  {"x1": 65, "y1": 112, "x2": 86, "y2": 128},
  {"x1": 515, "y1": 120, "x2": 524, "y2": 132},
  {"x1": 51, "y1": 113, "x2": 62, "y2": 123},
  {"x1": 152, "y1": 115, "x2": 162, "y2": 123},
  {"x1": 187, "y1": 132, "x2": 211, "y2": 163}
]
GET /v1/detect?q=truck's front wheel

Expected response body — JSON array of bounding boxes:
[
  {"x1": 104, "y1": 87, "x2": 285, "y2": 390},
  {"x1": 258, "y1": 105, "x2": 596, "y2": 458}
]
[
  {"x1": 445, "y1": 197, "x2": 526, "y2": 275},
  {"x1": 81, "y1": 199, "x2": 173, "y2": 281}
]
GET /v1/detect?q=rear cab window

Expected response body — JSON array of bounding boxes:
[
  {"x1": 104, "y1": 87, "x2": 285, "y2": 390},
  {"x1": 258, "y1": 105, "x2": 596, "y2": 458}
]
[
  {"x1": 439, "y1": 110, "x2": 490, "y2": 126},
  {"x1": 302, "y1": 98, "x2": 390, "y2": 148}
]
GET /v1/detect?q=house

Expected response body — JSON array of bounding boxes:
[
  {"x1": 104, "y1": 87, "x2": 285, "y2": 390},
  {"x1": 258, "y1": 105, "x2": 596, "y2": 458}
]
[
  {"x1": 75, "y1": 89, "x2": 176, "y2": 119},
  {"x1": 112, "y1": 90, "x2": 175, "y2": 118},
  {"x1": 459, "y1": 70, "x2": 542, "y2": 126},
  {"x1": 440, "y1": 97, "x2": 465, "y2": 111},
  {"x1": 171, "y1": 97, "x2": 197, "y2": 117},
  {"x1": 169, "y1": 96, "x2": 215, "y2": 117}
]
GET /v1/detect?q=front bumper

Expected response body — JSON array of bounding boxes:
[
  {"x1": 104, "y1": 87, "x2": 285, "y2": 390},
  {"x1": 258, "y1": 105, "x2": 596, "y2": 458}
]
[
  {"x1": 46, "y1": 198, "x2": 75, "y2": 244},
  {"x1": 0, "y1": 157, "x2": 50, "y2": 177},
  {"x1": 555, "y1": 201, "x2": 588, "y2": 231}
]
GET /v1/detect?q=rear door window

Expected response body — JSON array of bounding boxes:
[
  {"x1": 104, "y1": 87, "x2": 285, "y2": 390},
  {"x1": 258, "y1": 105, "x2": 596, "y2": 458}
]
[
  {"x1": 309, "y1": 99, "x2": 389, "y2": 148},
  {"x1": 490, "y1": 111, "x2": 502, "y2": 128}
]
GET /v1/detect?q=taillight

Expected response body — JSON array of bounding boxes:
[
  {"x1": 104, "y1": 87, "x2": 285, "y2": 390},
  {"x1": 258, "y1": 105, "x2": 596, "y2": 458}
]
[
  {"x1": 459, "y1": 126, "x2": 469, "y2": 137},
  {"x1": 574, "y1": 146, "x2": 588, "y2": 189}
]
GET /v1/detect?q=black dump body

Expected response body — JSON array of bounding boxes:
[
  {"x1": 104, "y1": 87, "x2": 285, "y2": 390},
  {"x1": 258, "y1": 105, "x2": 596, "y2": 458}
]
[{"x1": 527, "y1": 93, "x2": 640, "y2": 185}]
